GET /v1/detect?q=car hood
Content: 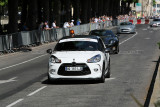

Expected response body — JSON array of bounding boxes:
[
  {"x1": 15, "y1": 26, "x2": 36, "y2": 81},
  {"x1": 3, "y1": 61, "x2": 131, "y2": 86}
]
[
  {"x1": 100, "y1": 36, "x2": 114, "y2": 44},
  {"x1": 119, "y1": 25, "x2": 133, "y2": 29},
  {"x1": 51, "y1": 51, "x2": 102, "y2": 63}
]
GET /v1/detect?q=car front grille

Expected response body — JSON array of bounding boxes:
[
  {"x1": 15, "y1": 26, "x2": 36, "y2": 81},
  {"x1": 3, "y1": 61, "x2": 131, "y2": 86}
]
[
  {"x1": 58, "y1": 63, "x2": 91, "y2": 76},
  {"x1": 121, "y1": 29, "x2": 130, "y2": 32}
]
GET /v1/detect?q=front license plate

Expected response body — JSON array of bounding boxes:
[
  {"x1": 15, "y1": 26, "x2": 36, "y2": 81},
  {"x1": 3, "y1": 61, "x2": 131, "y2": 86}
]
[
  {"x1": 65, "y1": 67, "x2": 83, "y2": 71},
  {"x1": 122, "y1": 30, "x2": 128, "y2": 31}
]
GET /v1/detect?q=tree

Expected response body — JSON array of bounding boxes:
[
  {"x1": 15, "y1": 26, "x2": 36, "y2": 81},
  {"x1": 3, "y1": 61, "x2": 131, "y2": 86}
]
[
  {"x1": 27, "y1": 0, "x2": 38, "y2": 30},
  {"x1": 21, "y1": 0, "x2": 28, "y2": 25},
  {"x1": 8, "y1": 0, "x2": 18, "y2": 33},
  {"x1": 53, "y1": 0, "x2": 61, "y2": 26},
  {"x1": 42, "y1": 0, "x2": 50, "y2": 22},
  {"x1": 72, "y1": 0, "x2": 80, "y2": 23},
  {"x1": 80, "y1": 0, "x2": 88, "y2": 24}
]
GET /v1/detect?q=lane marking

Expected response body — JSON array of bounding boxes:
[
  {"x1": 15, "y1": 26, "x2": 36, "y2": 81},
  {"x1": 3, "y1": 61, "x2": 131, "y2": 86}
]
[
  {"x1": 105, "y1": 78, "x2": 115, "y2": 81},
  {"x1": 6, "y1": 98, "x2": 24, "y2": 107},
  {"x1": 119, "y1": 32, "x2": 138, "y2": 45},
  {"x1": 0, "y1": 54, "x2": 47, "y2": 71},
  {"x1": 27, "y1": 86, "x2": 47, "y2": 97},
  {"x1": 0, "y1": 77, "x2": 17, "y2": 84}
]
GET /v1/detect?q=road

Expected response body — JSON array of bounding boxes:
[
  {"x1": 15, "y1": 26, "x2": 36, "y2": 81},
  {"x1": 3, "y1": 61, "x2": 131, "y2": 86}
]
[{"x1": 0, "y1": 24, "x2": 160, "y2": 107}]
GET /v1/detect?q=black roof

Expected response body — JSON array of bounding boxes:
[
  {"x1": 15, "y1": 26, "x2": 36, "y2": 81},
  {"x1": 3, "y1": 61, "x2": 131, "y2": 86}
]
[{"x1": 60, "y1": 35, "x2": 100, "y2": 40}]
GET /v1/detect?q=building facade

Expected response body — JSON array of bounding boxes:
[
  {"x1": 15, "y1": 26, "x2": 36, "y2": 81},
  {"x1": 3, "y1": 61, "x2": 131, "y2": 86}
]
[
  {"x1": 153, "y1": 0, "x2": 160, "y2": 16},
  {"x1": 130, "y1": 0, "x2": 153, "y2": 17}
]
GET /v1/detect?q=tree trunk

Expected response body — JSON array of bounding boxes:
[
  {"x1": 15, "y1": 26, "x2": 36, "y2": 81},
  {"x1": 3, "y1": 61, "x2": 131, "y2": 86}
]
[
  {"x1": 53, "y1": 0, "x2": 61, "y2": 26},
  {"x1": 98, "y1": 0, "x2": 103, "y2": 17},
  {"x1": 27, "y1": 0, "x2": 38, "y2": 30},
  {"x1": 42, "y1": 0, "x2": 50, "y2": 23},
  {"x1": 8, "y1": 0, "x2": 18, "y2": 33},
  {"x1": 21, "y1": 0, "x2": 28, "y2": 25},
  {"x1": 72, "y1": 0, "x2": 80, "y2": 23},
  {"x1": 38, "y1": 0, "x2": 43, "y2": 24},
  {"x1": 80, "y1": 0, "x2": 88, "y2": 24},
  {"x1": 64, "y1": 0, "x2": 71, "y2": 22}
]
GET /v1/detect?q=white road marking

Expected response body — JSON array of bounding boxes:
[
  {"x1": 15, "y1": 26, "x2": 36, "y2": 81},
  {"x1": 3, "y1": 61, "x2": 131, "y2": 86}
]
[
  {"x1": 27, "y1": 86, "x2": 47, "y2": 97},
  {"x1": 119, "y1": 32, "x2": 138, "y2": 45},
  {"x1": 0, "y1": 77, "x2": 17, "y2": 84},
  {"x1": 105, "y1": 78, "x2": 115, "y2": 81},
  {"x1": 6, "y1": 98, "x2": 24, "y2": 107},
  {"x1": 0, "y1": 54, "x2": 47, "y2": 71}
]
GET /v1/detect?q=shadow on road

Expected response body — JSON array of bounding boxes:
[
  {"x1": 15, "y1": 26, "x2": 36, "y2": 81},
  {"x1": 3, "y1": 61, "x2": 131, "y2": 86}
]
[
  {"x1": 144, "y1": 57, "x2": 160, "y2": 107},
  {"x1": 42, "y1": 79, "x2": 101, "y2": 85}
]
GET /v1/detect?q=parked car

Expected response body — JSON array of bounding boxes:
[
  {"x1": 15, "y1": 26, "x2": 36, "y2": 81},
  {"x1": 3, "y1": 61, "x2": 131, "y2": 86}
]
[
  {"x1": 150, "y1": 19, "x2": 160, "y2": 27},
  {"x1": 47, "y1": 35, "x2": 110, "y2": 83},
  {"x1": 89, "y1": 30, "x2": 119, "y2": 54},
  {"x1": 117, "y1": 22, "x2": 135, "y2": 34}
]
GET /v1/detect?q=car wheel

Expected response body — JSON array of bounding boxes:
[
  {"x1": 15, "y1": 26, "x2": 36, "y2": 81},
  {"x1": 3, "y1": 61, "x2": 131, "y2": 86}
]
[
  {"x1": 114, "y1": 46, "x2": 119, "y2": 54},
  {"x1": 106, "y1": 60, "x2": 111, "y2": 78},
  {"x1": 99, "y1": 65, "x2": 105, "y2": 83}
]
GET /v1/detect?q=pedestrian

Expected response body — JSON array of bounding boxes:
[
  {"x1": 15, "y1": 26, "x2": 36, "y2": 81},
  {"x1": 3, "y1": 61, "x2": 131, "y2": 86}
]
[
  {"x1": 52, "y1": 20, "x2": 59, "y2": 28},
  {"x1": 63, "y1": 21, "x2": 71, "y2": 28},
  {"x1": 77, "y1": 18, "x2": 81, "y2": 25},
  {"x1": 70, "y1": 20, "x2": 74, "y2": 27},
  {"x1": 43, "y1": 22, "x2": 51, "y2": 30}
]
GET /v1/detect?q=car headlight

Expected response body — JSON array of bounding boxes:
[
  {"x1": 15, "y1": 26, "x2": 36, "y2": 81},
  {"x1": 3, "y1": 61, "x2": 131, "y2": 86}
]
[
  {"x1": 49, "y1": 56, "x2": 61, "y2": 63},
  {"x1": 87, "y1": 54, "x2": 101, "y2": 63},
  {"x1": 110, "y1": 40, "x2": 116, "y2": 44}
]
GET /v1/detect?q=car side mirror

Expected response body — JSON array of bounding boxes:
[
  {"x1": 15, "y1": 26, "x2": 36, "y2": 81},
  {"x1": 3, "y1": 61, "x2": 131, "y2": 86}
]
[
  {"x1": 46, "y1": 49, "x2": 52, "y2": 54},
  {"x1": 105, "y1": 48, "x2": 110, "y2": 53}
]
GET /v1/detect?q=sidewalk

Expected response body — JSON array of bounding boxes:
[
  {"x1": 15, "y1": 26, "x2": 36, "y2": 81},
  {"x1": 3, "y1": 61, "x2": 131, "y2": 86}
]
[{"x1": 149, "y1": 61, "x2": 160, "y2": 107}]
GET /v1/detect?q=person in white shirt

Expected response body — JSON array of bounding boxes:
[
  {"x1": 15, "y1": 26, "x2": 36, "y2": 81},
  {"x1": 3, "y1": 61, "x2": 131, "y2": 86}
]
[
  {"x1": 94, "y1": 18, "x2": 98, "y2": 23},
  {"x1": 63, "y1": 22, "x2": 71, "y2": 28},
  {"x1": 70, "y1": 20, "x2": 74, "y2": 27},
  {"x1": 52, "y1": 20, "x2": 59, "y2": 28}
]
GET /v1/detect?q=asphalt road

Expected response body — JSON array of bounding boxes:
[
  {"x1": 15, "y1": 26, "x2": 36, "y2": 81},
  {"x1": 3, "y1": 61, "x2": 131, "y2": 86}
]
[{"x1": 0, "y1": 25, "x2": 160, "y2": 107}]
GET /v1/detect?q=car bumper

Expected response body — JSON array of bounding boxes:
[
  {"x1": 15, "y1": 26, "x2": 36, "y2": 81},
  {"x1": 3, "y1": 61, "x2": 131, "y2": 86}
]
[
  {"x1": 48, "y1": 63, "x2": 103, "y2": 80},
  {"x1": 117, "y1": 28, "x2": 135, "y2": 33}
]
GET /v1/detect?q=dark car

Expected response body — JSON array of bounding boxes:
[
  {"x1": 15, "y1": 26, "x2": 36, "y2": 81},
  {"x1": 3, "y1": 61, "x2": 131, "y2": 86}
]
[{"x1": 89, "y1": 30, "x2": 119, "y2": 54}]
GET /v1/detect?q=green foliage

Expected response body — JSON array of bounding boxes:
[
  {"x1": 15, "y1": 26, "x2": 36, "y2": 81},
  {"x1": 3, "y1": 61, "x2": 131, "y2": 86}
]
[
  {"x1": 153, "y1": 0, "x2": 156, "y2": 6},
  {"x1": 154, "y1": 100, "x2": 160, "y2": 107},
  {"x1": 0, "y1": 0, "x2": 8, "y2": 6}
]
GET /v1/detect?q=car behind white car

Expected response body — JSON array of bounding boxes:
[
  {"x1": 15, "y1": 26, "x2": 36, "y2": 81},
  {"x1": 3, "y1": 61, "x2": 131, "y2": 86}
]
[{"x1": 47, "y1": 35, "x2": 110, "y2": 83}]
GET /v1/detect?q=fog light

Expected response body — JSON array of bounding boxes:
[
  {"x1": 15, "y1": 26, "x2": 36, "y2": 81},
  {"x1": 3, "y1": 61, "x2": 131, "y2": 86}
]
[
  {"x1": 94, "y1": 68, "x2": 98, "y2": 72},
  {"x1": 49, "y1": 69, "x2": 56, "y2": 74}
]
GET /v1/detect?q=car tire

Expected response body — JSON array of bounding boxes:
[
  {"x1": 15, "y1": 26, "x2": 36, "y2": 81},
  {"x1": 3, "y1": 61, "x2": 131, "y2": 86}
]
[
  {"x1": 106, "y1": 60, "x2": 111, "y2": 78},
  {"x1": 99, "y1": 65, "x2": 105, "y2": 83},
  {"x1": 114, "y1": 46, "x2": 119, "y2": 54}
]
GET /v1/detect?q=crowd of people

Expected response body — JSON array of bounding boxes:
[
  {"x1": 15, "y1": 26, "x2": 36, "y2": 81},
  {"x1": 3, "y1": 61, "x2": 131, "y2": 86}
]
[{"x1": 22, "y1": 14, "x2": 157, "y2": 31}]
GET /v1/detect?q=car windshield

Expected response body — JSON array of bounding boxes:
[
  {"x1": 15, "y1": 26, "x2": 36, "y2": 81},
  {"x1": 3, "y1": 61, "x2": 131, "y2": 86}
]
[
  {"x1": 153, "y1": 19, "x2": 160, "y2": 21},
  {"x1": 54, "y1": 41, "x2": 99, "y2": 51},
  {"x1": 120, "y1": 22, "x2": 132, "y2": 25},
  {"x1": 90, "y1": 30, "x2": 114, "y2": 37}
]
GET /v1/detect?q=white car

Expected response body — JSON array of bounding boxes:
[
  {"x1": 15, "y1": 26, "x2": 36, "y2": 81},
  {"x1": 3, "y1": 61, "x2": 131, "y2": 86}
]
[
  {"x1": 47, "y1": 35, "x2": 110, "y2": 83},
  {"x1": 150, "y1": 19, "x2": 160, "y2": 27}
]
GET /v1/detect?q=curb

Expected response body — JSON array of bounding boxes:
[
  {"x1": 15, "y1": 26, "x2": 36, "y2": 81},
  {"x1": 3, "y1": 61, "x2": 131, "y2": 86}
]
[{"x1": 149, "y1": 59, "x2": 160, "y2": 107}]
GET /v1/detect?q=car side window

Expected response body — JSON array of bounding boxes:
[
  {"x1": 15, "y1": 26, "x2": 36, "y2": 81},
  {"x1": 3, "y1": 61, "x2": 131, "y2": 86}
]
[{"x1": 98, "y1": 39, "x2": 105, "y2": 52}]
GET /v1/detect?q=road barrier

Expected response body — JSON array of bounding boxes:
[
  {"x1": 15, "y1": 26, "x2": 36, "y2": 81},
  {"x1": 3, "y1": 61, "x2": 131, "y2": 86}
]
[
  {"x1": 0, "y1": 21, "x2": 114, "y2": 54},
  {"x1": 0, "y1": 19, "x2": 153, "y2": 55}
]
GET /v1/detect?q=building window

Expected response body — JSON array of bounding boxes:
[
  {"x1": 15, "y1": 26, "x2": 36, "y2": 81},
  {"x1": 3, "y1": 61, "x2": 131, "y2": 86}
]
[
  {"x1": 153, "y1": 4, "x2": 156, "y2": 8},
  {"x1": 157, "y1": 4, "x2": 160, "y2": 8}
]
